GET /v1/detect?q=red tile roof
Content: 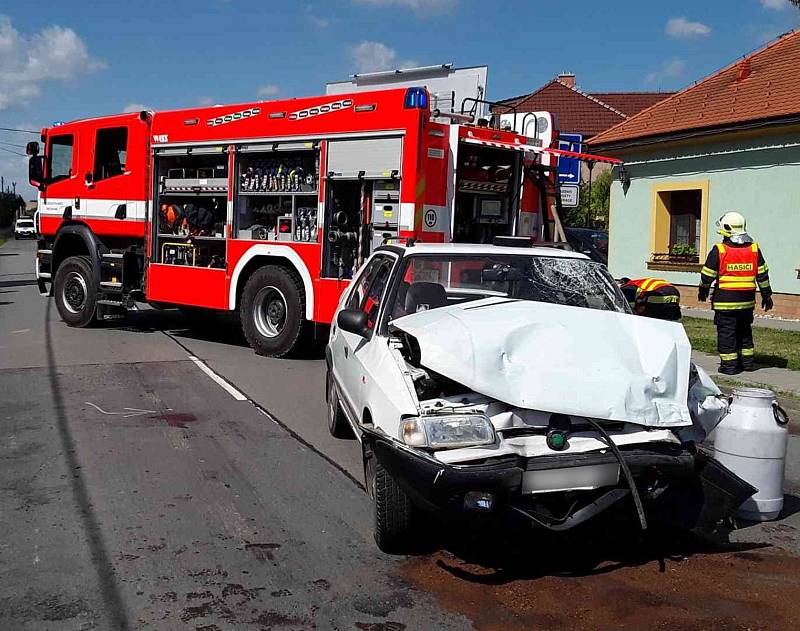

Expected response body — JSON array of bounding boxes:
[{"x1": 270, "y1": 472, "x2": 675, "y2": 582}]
[
  {"x1": 495, "y1": 81, "x2": 673, "y2": 138},
  {"x1": 590, "y1": 92, "x2": 676, "y2": 116},
  {"x1": 590, "y1": 30, "x2": 800, "y2": 147}
]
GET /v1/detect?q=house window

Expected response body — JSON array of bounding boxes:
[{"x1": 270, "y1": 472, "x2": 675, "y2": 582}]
[
  {"x1": 648, "y1": 181, "x2": 709, "y2": 272},
  {"x1": 667, "y1": 189, "x2": 702, "y2": 252},
  {"x1": 93, "y1": 127, "x2": 128, "y2": 181}
]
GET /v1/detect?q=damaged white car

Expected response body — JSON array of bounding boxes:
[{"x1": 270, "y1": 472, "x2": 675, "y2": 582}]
[{"x1": 326, "y1": 242, "x2": 754, "y2": 552}]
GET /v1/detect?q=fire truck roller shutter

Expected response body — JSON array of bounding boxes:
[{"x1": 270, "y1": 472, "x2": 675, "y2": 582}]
[
  {"x1": 326, "y1": 137, "x2": 402, "y2": 179},
  {"x1": 228, "y1": 245, "x2": 315, "y2": 319}
]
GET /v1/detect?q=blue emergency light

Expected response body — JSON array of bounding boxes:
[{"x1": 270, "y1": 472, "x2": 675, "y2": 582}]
[{"x1": 404, "y1": 87, "x2": 429, "y2": 110}]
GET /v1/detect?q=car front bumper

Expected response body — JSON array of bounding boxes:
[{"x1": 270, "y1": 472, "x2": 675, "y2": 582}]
[
  {"x1": 15, "y1": 231, "x2": 36, "y2": 238},
  {"x1": 365, "y1": 431, "x2": 754, "y2": 532}
]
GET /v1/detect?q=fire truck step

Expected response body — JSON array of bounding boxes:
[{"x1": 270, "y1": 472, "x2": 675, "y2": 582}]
[{"x1": 100, "y1": 281, "x2": 123, "y2": 289}]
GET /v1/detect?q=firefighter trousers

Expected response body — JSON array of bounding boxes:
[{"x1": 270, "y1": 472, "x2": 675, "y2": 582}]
[{"x1": 714, "y1": 310, "x2": 755, "y2": 369}]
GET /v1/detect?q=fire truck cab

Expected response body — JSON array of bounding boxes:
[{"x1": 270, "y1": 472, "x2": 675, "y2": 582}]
[{"x1": 28, "y1": 87, "x2": 618, "y2": 357}]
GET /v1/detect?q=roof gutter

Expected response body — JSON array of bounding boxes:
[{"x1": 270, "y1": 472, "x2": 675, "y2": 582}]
[{"x1": 589, "y1": 114, "x2": 800, "y2": 153}]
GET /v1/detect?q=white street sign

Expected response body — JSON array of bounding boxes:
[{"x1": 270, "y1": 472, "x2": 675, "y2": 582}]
[{"x1": 560, "y1": 184, "x2": 580, "y2": 208}]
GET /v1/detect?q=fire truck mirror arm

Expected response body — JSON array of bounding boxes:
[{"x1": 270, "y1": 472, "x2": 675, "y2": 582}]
[{"x1": 228, "y1": 245, "x2": 315, "y2": 319}]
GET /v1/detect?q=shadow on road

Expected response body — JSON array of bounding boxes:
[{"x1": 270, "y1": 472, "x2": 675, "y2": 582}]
[
  {"x1": 100, "y1": 307, "x2": 327, "y2": 360},
  {"x1": 0, "y1": 278, "x2": 39, "y2": 288},
  {"x1": 45, "y1": 301, "x2": 131, "y2": 630},
  {"x1": 433, "y1": 516, "x2": 770, "y2": 584}
]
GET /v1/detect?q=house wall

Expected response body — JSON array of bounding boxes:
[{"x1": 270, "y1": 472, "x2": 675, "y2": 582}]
[{"x1": 607, "y1": 129, "x2": 800, "y2": 316}]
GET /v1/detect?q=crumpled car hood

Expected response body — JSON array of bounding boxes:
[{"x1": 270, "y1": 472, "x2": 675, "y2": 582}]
[{"x1": 392, "y1": 299, "x2": 692, "y2": 427}]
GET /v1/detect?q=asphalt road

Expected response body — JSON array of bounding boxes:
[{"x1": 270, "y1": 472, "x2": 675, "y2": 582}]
[{"x1": 2, "y1": 236, "x2": 800, "y2": 631}]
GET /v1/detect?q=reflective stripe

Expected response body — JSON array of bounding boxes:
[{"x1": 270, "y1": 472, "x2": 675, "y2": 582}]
[
  {"x1": 719, "y1": 281, "x2": 757, "y2": 290},
  {"x1": 714, "y1": 301, "x2": 755, "y2": 310},
  {"x1": 640, "y1": 278, "x2": 668, "y2": 292},
  {"x1": 716, "y1": 243, "x2": 726, "y2": 254},
  {"x1": 751, "y1": 243, "x2": 758, "y2": 253},
  {"x1": 758, "y1": 264, "x2": 769, "y2": 274},
  {"x1": 741, "y1": 348, "x2": 755, "y2": 357},
  {"x1": 719, "y1": 352, "x2": 739, "y2": 361},
  {"x1": 758, "y1": 280, "x2": 771, "y2": 289},
  {"x1": 646, "y1": 295, "x2": 679, "y2": 304},
  {"x1": 701, "y1": 266, "x2": 718, "y2": 278}
]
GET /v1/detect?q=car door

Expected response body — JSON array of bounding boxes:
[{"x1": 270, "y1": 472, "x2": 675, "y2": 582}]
[{"x1": 331, "y1": 252, "x2": 397, "y2": 422}]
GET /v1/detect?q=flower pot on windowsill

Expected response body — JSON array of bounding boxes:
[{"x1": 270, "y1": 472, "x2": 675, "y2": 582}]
[{"x1": 647, "y1": 252, "x2": 702, "y2": 272}]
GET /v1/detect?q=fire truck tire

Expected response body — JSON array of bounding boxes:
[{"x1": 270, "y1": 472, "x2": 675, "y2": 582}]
[
  {"x1": 241, "y1": 265, "x2": 305, "y2": 357},
  {"x1": 54, "y1": 255, "x2": 98, "y2": 328}
]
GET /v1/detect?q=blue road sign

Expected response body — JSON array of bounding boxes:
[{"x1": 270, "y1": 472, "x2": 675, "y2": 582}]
[{"x1": 557, "y1": 133, "x2": 583, "y2": 185}]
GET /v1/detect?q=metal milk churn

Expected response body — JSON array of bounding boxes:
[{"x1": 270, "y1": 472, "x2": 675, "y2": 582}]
[{"x1": 712, "y1": 388, "x2": 789, "y2": 521}]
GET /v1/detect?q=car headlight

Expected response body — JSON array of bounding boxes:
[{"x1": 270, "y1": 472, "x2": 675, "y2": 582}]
[{"x1": 399, "y1": 415, "x2": 495, "y2": 449}]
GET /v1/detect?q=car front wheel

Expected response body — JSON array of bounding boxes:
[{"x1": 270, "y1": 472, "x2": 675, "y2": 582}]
[{"x1": 368, "y1": 456, "x2": 414, "y2": 553}]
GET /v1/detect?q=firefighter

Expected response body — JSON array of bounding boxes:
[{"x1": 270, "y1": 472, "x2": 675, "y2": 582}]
[
  {"x1": 619, "y1": 278, "x2": 682, "y2": 321},
  {"x1": 698, "y1": 211, "x2": 773, "y2": 375}
]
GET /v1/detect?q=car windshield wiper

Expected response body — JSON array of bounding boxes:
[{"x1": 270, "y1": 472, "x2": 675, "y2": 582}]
[{"x1": 463, "y1": 297, "x2": 521, "y2": 310}]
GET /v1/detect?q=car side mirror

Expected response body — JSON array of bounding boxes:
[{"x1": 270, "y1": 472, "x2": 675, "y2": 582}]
[{"x1": 337, "y1": 309, "x2": 370, "y2": 337}]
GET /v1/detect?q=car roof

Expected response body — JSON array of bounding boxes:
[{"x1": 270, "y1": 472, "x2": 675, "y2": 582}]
[{"x1": 377, "y1": 242, "x2": 589, "y2": 260}]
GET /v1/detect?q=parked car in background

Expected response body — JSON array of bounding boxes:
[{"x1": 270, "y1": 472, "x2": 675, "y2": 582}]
[
  {"x1": 565, "y1": 227, "x2": 608, "y2": 264},
  {"x1": 14, "y1": 217, "x2": 36, "y2": 240},
  {"x1": 326, "y1": 241, "x2": 748, "y2": 552}
]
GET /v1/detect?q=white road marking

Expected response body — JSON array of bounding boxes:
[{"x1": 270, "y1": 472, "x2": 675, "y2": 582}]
[
  {"x1": 188, "y1": 355, "x2": 247, "y2": 401},
  {"x1": 11, "y1": 329, "x2": 30, "y2": 334}
]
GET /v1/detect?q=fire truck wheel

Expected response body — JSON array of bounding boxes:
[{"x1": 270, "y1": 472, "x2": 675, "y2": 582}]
[
  {"x1": 54, "y1": 255, "x2": 98, "y2": 327},
  {"x1": 241, "y1": 265, "x2": 305, "y2": 357}
]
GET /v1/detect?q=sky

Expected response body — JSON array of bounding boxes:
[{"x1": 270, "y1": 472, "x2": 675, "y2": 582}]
[{"x1": 2, "y1": 0, "x2": 799, "y2": 199}]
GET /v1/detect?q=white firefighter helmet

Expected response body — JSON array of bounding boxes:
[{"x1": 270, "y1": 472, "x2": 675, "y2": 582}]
[{"x1": 716, "y1": 211, "x2": 747, "y2": 237}]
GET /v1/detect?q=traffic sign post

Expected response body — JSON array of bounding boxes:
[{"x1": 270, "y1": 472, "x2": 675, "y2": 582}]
[{"x1": 557, "y1": 133, "x2": 583, "y2": 185}]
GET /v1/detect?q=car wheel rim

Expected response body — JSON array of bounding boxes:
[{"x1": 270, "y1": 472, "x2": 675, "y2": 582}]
[
  {"x1": 62, "y1": 272, "x2": 88, "y2": 314},
  {"x1": 253, "y1": 286, "x2": 287, "y2": 338}
]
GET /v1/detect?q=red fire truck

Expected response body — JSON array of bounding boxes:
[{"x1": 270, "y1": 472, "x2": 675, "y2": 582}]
[{"x1": 28, "y1": 87, "x2": 619, "y2": 356}]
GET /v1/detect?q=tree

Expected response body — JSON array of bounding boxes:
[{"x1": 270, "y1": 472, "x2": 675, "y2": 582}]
[
  {"x1": 0, "y1": 192, "x2": 25, "y2": 228},
  {"x1": 562, "y1": 169, "x2": 613, "y2": 230}
]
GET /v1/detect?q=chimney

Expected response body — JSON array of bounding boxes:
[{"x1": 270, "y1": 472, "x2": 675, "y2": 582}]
[{"x1": 558, "y1": 72, "x2": 576, "y2": 88}]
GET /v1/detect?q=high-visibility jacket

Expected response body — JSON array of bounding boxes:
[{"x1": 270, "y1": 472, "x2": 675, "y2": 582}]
[
  {"x1": 700, "y1": 240, "x2": 771, "y2": 311},
  {"x1": 620, "y1": 278, "x2": 681, "y2": 319}
]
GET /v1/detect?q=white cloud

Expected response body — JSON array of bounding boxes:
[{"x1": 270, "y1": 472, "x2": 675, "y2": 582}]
[
  {"x1": 305, "y1": 5, "x2": 330, "y2": 27},
  {"x1": 0, "y1": 15, "x2": 104, "y2": 111},
  {"x1": 352, "y1": 0, "x2": 457, "y2": 17},
  {"x1": 646, "y1": 58, "x2": 687, "y2": 84},
  {"x1": 123, "y1": 103, "x2": 148, "y2": 113},
  {"x1": 665, "y1": 17, "x2": 712, "y2": 39},
  {"x1": 351, "y1": 41, "x2": 417, "y2": 73},
  {"x1": 256, "y1": 84, "x2": 280, "y2": 97},
  {"x1": 760, "y1": 0, "x2": 789, "y2": 10}
]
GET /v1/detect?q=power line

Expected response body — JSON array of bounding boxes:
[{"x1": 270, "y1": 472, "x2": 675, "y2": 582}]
[
  {"x1": 0, "y1": 141, "x2": 26, "y2": 148},
  {"x1": 0, "y1": 126, "x2": 38, "y2": 134},
  {"x1": 0, "y1": 145, "x2": 26, "y2": 157}
]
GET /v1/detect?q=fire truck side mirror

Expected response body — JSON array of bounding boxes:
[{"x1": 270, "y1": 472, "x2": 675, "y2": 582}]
[{"x1": 28, "y1": 154, "x2": 44, "y2": 189}]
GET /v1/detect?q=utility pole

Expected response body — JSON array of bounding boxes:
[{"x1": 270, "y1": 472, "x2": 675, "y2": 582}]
[{"x1": 12, "y1": 181, "x2": 16, "y2": 195}]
